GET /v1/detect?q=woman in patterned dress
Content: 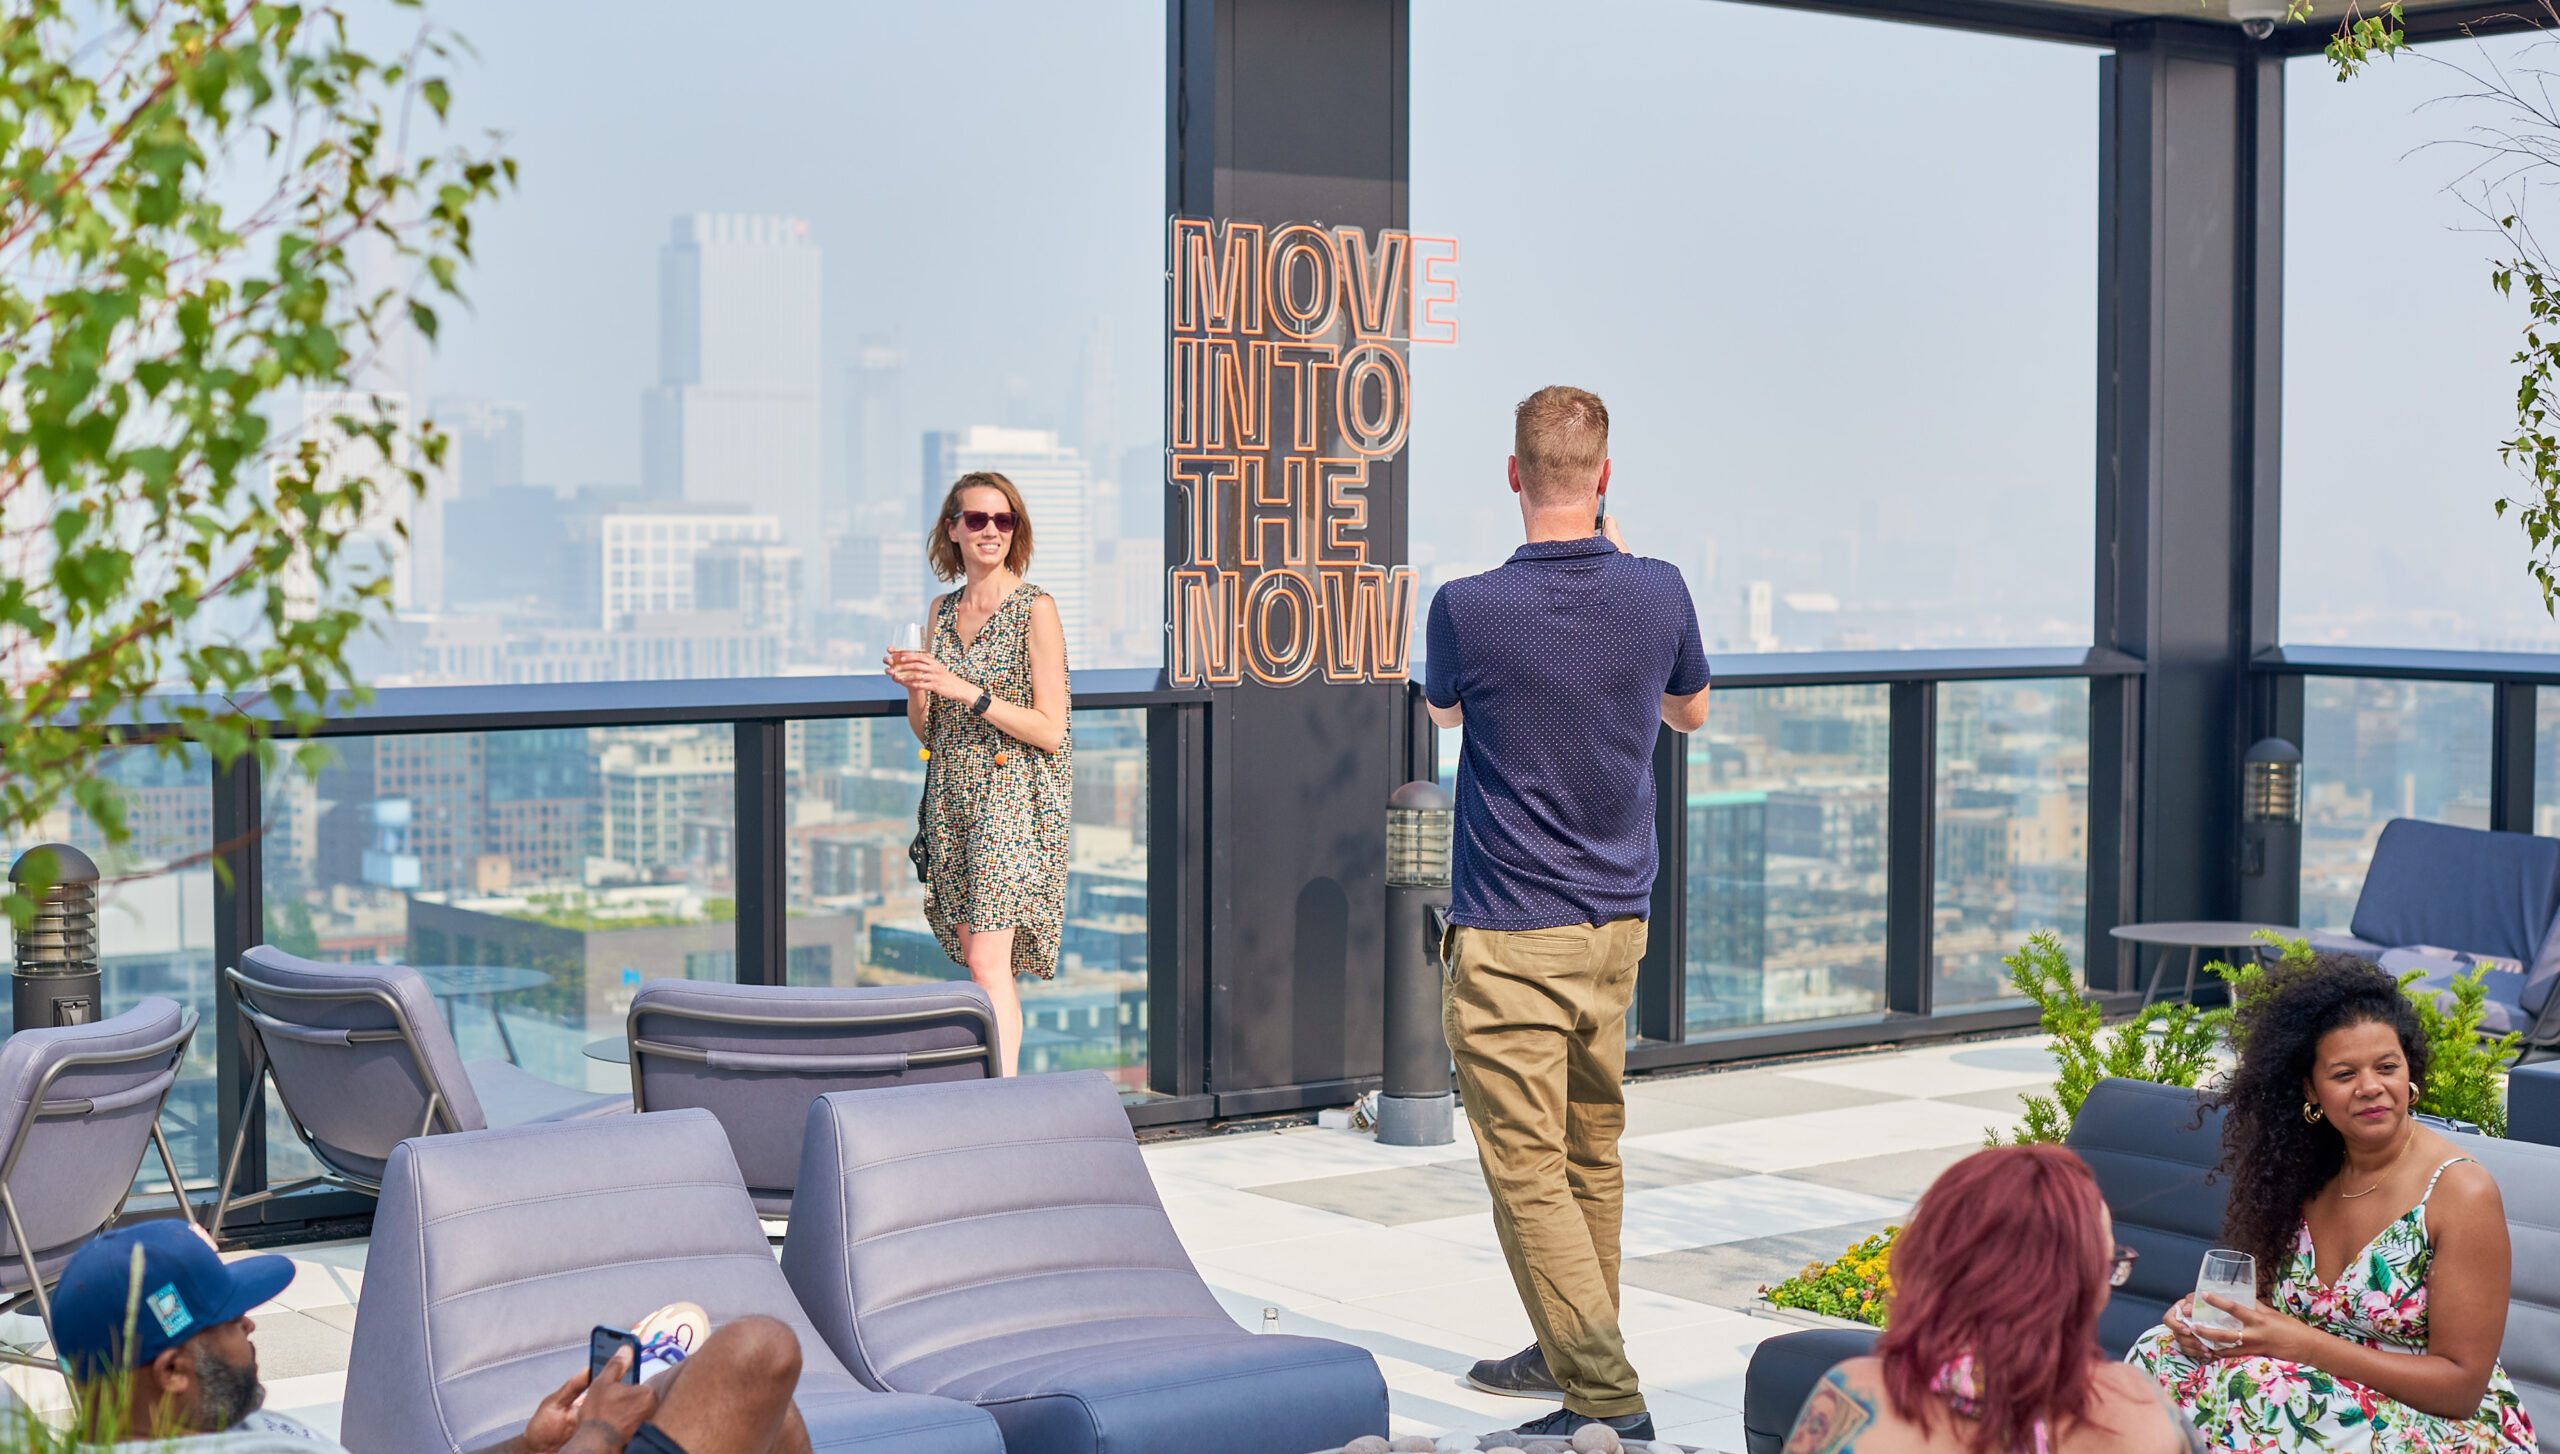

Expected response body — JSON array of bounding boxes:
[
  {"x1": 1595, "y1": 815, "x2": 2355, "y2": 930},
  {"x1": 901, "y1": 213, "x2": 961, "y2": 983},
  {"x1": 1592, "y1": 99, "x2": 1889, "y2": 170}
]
[
  {"x1": 884, "y1": 470, "x2": 1071, "y2": 1077},
  {"x1": 2127, "y1": 957, "x2": 2535, "y2": 1453}
]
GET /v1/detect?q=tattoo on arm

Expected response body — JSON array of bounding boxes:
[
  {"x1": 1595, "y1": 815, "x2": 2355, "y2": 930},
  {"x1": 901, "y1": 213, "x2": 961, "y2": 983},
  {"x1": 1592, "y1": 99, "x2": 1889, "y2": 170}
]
[{"x1": 1785, "y1": 1370, "x2": 1877, "y2": 1454}]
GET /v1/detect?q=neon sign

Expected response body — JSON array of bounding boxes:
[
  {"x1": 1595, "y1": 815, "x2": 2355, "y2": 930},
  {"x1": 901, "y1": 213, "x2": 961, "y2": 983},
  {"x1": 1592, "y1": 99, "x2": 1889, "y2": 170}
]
[{"x1": 1165, "y1": 217, "x2": 1457, "y2": 687}]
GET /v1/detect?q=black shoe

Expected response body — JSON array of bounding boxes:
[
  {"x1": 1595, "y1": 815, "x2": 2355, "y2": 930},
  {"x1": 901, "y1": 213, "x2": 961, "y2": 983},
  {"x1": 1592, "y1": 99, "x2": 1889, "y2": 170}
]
[
  {"x1": 1466, "y1": 1341, "x2": 1563, "y2": 1399},
  {"x1": 1509, "y1": 1406, "x2": 1658, "y2": 1442}
]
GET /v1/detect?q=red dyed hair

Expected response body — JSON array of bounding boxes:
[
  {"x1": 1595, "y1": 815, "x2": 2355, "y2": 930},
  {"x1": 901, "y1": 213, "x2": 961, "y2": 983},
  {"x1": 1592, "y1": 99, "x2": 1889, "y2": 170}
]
[{"x1": 1873, "y1": 1145, "x2": 2113, "y2": 1454}]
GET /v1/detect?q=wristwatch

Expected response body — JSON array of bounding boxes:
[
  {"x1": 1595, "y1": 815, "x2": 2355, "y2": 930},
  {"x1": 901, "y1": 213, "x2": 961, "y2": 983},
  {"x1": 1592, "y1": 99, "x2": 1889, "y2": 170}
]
[{"x1": 969, "y1": 689, "x2": 993, "y2": 716}]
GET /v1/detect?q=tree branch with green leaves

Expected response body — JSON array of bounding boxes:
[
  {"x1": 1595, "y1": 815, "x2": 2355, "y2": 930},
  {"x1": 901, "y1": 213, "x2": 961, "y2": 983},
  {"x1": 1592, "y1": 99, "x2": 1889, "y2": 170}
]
[{"x1": 0, "y1": 0, "x2": 510, "y2": 922}]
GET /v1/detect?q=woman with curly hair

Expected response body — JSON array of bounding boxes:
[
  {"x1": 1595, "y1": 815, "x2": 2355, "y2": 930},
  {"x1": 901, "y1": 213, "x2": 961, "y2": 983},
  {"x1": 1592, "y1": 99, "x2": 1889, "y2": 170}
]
[{"x1": 2127, "y1": 953, "x2": 2535, "y2": 1452}]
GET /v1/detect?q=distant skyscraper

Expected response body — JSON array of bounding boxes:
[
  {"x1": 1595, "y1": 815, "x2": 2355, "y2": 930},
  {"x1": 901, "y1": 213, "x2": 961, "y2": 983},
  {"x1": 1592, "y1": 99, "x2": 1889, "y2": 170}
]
[
  {"x1": 921, "y1": 429, "x2": 959, "y2": 533},
  {"x1": 1072, "y1": 319, "x2": 1117, "y2": 489},
  {"x1": 693, "y1": 539, "x2": 804, "y2": 637},
  {"x1": 848, "y1": 341, "x2": 908, "y2": 515},
  {"x1": 431, "y1": 397, "x2": 527, "y2": 498},
  {"x1": 640, "y1": 214, "x2": 822, "y2": 586},
  {"x1": 301, "y1": 391, "x2": 426, "y2": 612},
  {"x1": 927, "y1": 426, "x2": 1091, "y2": 663},
  {"x1": 1120, "y1": 444, "x2": 1160, "y2": 541}
]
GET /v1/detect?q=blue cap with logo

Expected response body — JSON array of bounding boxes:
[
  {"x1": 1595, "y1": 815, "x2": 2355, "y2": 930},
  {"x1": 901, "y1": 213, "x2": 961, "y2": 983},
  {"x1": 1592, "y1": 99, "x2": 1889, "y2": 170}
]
[{"x1": 49, "y1": 1220, "x2": 294, "y2": 1378}]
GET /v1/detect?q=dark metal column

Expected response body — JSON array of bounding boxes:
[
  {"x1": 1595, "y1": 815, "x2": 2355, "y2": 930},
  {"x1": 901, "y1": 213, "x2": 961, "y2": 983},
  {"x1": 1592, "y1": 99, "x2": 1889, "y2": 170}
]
[
  {"x1": 210, "y1": 753, "x2": 266, "y2": 1212},
  {"x1": 732, "y1": 720, "x2": 788, "y2": 986},
  {"x1": 1636, "y1": 726, "x2": 1688, "y2": 1043},
  {"x1": 1142, "y1": 701, "x2": 1213, "y2": 1122},
  {"x1": 2492, "y1": 680, "x2": 2538, "y2": 833},
  {"x1": 1885, "y1": 680, "x2": 1936, "y2": 1015},
  {"x1": 1174, "y1": 0, "x2": 1412, "y2": 1117},
  {"x1": 2095, "y1": 25, "x2": 2284, "y2": 960}
]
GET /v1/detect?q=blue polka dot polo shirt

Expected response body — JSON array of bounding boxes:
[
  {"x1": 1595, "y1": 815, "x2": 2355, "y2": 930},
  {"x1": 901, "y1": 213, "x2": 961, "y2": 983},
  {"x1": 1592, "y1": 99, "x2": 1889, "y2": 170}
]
[{"x1": 1424, "y1": 535, "x2": 1711, "y2": 930}]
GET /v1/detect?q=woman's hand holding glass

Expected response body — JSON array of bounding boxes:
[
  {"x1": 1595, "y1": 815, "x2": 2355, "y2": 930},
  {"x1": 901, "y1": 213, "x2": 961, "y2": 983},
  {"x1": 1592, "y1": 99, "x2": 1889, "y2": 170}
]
[
  {"x1": 884, "y1": 645, "x2": 976, "y2": 704},
  {"x1": 2163, "y1": 1290, "x2": 2308, "y2": 1365}
]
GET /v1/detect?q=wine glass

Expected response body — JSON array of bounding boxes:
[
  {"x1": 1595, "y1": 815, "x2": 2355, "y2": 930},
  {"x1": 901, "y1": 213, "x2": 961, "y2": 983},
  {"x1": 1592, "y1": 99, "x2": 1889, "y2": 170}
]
[{"x1": 2191, "y1": 1248, "x2": 2255, "y2": 1339}]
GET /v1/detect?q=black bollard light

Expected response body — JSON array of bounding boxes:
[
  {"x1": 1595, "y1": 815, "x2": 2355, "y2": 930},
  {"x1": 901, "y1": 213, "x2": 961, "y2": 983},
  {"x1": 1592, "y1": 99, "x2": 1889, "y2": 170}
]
[
  {"x1": 1379, "y1": 781, "x2": 1455, "y2": 1146},
  {"x1": 2239, "y1": 738, "x2": 2302, "y2": 929},
  {"x1": 11, "y1": 843, "x2": 101, "y2": 1031}
]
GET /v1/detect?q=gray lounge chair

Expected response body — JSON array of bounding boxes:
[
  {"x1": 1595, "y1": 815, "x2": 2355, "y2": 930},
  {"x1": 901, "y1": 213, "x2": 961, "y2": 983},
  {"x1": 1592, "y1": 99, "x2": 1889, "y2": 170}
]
[
  {"x1": 211, "y1": 946, "x2": 626, "y2": 1238},
  {"x1": 625, "y1": 979, "x2": 995, "y2": 1215},
  {"x1": 781, "y1": 1071, "x2": 1388, "y2": 1454},
  {"x1": 0, "y1": 997, "x2": 198, "y2": 1364},
  {"x1": 2309, "y1": 819, "x2": 2560, "y2": 1053},
  {"x1": 340, "y1": 1107, "x2": 1004, "y2": 1454}
]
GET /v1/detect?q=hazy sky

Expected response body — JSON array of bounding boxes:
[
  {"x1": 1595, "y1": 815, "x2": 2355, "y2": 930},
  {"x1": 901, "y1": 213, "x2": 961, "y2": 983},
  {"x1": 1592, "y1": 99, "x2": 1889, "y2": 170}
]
[
  {"x1": 1412, "y1": 0, "x2": 2099, "y2": 650},
  {"x1": 401, "y1": 0, "x2": 2557, "y2": 653},
  {"x1": 2284, "y1": 32, "x2": 2559, "y2": 649},
  {"x1": 414, "y1": 0, "x2": 1162, "y2": 498}
]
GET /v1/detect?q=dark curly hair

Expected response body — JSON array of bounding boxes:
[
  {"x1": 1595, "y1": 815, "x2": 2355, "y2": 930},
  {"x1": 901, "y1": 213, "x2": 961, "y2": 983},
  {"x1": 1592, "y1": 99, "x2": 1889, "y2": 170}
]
[{"x1": 2213, "y1": 953, "x2": 2429, "y2": 1295}]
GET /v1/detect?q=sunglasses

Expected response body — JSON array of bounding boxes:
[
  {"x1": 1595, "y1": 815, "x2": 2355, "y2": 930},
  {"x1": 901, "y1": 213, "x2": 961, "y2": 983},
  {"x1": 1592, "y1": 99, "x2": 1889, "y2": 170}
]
[
  {"x1": 953, "y1": 510, "x2": 1017, "y2": 534},
  {"x1": 2110, "y1": 1245, "x2": 2139, "y2": 1288}
]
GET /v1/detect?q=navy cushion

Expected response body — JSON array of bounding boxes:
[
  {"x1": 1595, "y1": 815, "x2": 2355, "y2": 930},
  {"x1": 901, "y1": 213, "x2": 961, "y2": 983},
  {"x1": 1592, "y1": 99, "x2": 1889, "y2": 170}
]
[
  {"x1": 2386, "y1": 949, "x2": 2532, "y2": 1037},
  {"x1": 2350, "y1": 820, "x2": 2560, "y2": 968},
  {"x1": 1741, "y1": 1327, "x2": 1879, "y2": 1454},
  {"x1": 2065, "y1": 1079, "x2": 2231, "y2": 1357},
  {"x1": 942, "y1": 1331, "x2": 1386, "y2": 1454},
  {"x1": 2516, "y1": 1059, "x2": 2560, "y2": 1148}
]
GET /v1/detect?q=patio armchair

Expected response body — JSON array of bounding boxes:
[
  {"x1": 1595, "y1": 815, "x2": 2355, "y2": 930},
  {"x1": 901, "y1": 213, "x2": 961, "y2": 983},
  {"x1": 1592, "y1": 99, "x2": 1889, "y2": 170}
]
[
  {"x1": 780, "y1": 1070, "x2": 1388, "y2": 1454},
  {"x1": 0, "y1": 997, "x2": 198, "y2": 1366},
  {"x1": 340, "y1": 1107, "x2": 1004, "y2": 1454},
  {"x1": 625, "y1": 978, "x2": 995, "y2": 1215},
  {"x1": 2311, "y1": 818, "x2": 2560, "y2": 1055},
  {"x1": 210, "y1": 946, "x2": 627, "y2": 1239}
]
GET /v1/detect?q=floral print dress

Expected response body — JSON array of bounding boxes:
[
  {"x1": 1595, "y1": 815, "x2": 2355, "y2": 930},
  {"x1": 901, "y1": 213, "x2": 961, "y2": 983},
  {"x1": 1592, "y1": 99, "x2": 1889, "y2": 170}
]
[
  {"x1": 919, "y1": 582, "x2": 1072, "y2": 980},
  {"x1": 2128, "y1": 1158, "x2": 2536, "y2": 1454}
]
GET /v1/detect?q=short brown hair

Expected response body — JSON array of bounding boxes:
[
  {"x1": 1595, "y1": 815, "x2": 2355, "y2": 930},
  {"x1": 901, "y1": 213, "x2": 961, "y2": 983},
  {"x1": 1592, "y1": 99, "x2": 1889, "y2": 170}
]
[
  {"x1": 1512, "y1": 385, "x2": 1610, "y2": 505},
  {"x1": 928, "y1": 471, "x2": 1034, "y2": 582}
]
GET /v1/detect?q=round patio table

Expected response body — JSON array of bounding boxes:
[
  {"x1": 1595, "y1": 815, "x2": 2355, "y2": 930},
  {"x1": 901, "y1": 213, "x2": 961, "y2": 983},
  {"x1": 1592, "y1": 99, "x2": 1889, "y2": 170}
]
[
  {"x1": 2108, "y1": 921, "x2": 2300, "y2": 1006},
  {"x1": 582, "y1": 1036, "x2": 629, "y2": 1065},
  {"x1": 412, "y1": 964, "x2": 550, "y2": 1065}
]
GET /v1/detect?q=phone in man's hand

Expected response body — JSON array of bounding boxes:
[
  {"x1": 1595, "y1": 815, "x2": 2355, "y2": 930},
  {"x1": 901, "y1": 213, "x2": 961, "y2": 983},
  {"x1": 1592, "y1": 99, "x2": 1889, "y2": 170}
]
[{"x1": 589, "y1": 1326, "x2": 642, "y2": 1385}]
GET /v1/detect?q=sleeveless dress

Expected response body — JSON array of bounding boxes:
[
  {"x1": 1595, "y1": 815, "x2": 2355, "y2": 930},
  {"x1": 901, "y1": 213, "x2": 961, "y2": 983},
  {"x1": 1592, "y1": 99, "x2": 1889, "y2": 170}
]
[
  {"x1": 919, "y1": 582, "x2": 1073, "y2": 980},
  {"x1": 2127, "y1": 1158, "x2": 2537, "y2": 1453}
]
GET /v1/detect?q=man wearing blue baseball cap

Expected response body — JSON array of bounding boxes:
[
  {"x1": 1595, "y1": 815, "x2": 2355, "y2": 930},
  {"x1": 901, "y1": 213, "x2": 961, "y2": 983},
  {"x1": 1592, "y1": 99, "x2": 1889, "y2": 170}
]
[{"x1": 52, "y1": 1220, "x2": 808, "y2": 1453}]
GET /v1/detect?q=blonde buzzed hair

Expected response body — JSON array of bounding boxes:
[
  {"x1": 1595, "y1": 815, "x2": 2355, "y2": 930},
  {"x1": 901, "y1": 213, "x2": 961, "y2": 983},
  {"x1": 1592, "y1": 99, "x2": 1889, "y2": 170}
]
[{"x1": 1513, "y1": 385, "x2": 1610, "y2": 505}]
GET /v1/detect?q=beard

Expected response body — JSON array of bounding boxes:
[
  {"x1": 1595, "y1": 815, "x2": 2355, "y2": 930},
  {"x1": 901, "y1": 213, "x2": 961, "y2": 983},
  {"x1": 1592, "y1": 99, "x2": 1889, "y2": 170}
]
[{"x1": 189, "y1": 1340, "x2": 265, "y2": 1430}]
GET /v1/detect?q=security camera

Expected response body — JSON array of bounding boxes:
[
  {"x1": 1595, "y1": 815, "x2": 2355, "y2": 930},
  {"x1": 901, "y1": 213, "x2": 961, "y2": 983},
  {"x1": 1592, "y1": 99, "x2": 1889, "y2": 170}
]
[{"x1": 2241, "y1": 15, "x2": 2277, "y2": 37}]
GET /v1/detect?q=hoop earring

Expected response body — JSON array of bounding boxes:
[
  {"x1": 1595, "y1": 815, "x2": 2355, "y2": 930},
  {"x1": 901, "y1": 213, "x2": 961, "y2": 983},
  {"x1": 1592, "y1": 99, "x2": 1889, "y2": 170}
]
[{"x1": 2302, "y1": 1101, "x2": 2324, "y2": 1124}]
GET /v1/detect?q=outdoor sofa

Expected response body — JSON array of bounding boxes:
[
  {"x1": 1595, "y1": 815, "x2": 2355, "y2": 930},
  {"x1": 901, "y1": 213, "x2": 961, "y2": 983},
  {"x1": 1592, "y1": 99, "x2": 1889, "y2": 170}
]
[
  {"x1": 341, "y1": 1107, "x2": 1004, "y2": 1454},
  {"x1": 781, "y1": 1070, "x2": 1389, "y2": 1454},
  {"x1": 2313, "y1": 818, "x2": 2560, "y2": 1054},
  {"x1": 1736, "y1": 1076, "x2": 2560, "y2": 1453}
]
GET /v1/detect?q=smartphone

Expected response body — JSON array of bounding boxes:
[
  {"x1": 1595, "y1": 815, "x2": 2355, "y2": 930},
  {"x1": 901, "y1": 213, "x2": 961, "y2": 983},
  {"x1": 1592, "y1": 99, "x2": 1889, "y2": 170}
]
[
  {"x1": 589, "y1": 1326, "x2": 642, "y2": 1385},
  {"x1": 1596, "y1": 494, "x2": 1608, "y2": 530}
]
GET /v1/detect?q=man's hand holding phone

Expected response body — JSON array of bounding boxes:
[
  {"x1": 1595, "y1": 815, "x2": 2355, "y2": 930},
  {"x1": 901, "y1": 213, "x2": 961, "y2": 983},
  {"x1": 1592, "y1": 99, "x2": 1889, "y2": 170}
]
[
  {"x1": 521, "y1": 1345, "x2": 658, "y2": 1454},
  {"x1": 1598, "y1": 511, "x2": 1628, "y2": 553}
]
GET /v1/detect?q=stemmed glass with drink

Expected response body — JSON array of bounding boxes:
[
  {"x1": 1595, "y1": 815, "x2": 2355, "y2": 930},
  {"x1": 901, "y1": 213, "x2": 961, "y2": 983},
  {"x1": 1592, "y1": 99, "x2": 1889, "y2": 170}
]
[{"x1": 2190, "y1": 1248, "x2": 2256, "y2": 1348}]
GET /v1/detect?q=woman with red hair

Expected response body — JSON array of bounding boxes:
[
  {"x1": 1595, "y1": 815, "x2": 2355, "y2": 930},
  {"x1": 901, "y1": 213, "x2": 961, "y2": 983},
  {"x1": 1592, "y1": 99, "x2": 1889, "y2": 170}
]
[{"x1": 1782, "y1": 1145, "x2": 2202, "y2": 1454}]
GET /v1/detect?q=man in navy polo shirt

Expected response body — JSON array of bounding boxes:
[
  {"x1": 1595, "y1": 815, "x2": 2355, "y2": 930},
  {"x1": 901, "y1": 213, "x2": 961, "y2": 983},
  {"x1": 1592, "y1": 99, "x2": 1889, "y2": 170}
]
[{"x1": 1425, "y1": 385, "x2": 1709, "y2": 1442}]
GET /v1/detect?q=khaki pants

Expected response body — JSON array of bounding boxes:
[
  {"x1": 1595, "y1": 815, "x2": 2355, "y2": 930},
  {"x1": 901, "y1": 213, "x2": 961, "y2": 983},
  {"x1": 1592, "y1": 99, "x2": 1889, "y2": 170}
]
[{"x1": 1442, "y1": 917, "x2": 1648, "y2": 1419}]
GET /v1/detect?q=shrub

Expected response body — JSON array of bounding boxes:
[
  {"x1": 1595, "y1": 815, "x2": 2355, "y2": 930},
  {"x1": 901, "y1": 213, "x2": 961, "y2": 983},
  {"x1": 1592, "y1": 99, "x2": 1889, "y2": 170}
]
[
  {"x1": 1761, "y1": 1226, "x2": 1897, "y2": 1328},
  {"x1": 1995, "y1": 930, "x2": 2221, "y2": 1145}
]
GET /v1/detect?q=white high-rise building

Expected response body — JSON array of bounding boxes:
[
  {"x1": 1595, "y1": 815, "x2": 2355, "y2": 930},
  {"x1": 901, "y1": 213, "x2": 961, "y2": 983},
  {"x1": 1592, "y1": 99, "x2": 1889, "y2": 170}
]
[
  {"x1": 301, "y1": 391, "x2": 428, "y2": 612},
  {"x1": 928, "y1": 426, "x2": 1091, "y2": 664},
  {"x1": 641, "y1": 214, "x2": 822, "y2": 590},
  {"x1": 596, "y1": 506, "x2": 784, "y2": 627}
]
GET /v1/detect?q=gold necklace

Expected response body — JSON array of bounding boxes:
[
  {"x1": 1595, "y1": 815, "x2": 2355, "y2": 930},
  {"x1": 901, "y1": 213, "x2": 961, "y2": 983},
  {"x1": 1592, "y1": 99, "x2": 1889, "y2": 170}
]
[{"x1": 2337, "y1": 1119, "x2": 2419, "y2": 1200}]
